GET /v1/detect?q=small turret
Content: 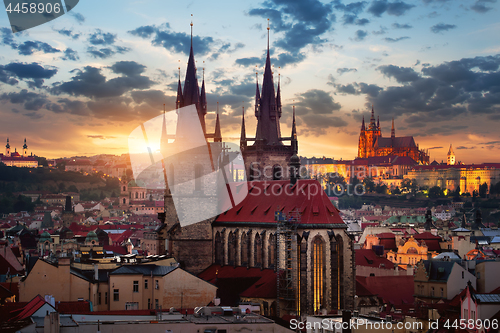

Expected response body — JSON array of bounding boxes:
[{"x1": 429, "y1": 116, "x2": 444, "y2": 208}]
[
  {"x1": 23, "y1": 138, "x2": 28, "y2": 157},
  {"x1": 240, "y1": 106, "x2": 246, "y2": 150},
  {"x1": 391, "y1": 118, "x2": 395, "y2": 139},
  {"x1": 361, "y1": 116, "x2": 365, "y2": 131},
  {"x1": 5, "y1": 138, "x2": 10, "y2": 157},
  {"x1": 214, "y1": 102, "x2": 222, "y2": 143}
]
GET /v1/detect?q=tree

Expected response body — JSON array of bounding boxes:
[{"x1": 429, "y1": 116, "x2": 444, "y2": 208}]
[
  {"x1": 401, "y1": 178, "x2": 412, "y2": 193},
  {"x1": 67, "y1": 185, "x2": 79, "y2": 193},
  {"x1": 392, "y1": 186, "x2": 401, "y2": 195},
  {"x1": 428, "y1": 186, "x2": 443, "y2": 199},
  {"x1": 479, "y1": 182, "x2": 488, "y2": 198},
  {"x1": 375, "y1": 183, "x2": 388, "y2": 194},
  {"x1": 58, "y1": 182, "x2": 66, "y2": 192},
  {"x1": 363, "y1": 177, "x2": 375, "y2": 193}
]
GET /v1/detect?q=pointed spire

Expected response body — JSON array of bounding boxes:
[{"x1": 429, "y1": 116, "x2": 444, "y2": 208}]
[
  {"x1": 240, "y1": 105, "x2": 247, "y2": 149},
  {"x1": 291, "y1": 105, "x2": 298, "y2": 154},
  {"x1": 448, "y1": 144, "x2": 454, "y2": 155},
  {"x1": 214, "y1": 102, "x2": 222, "y2": 143},
  {"x1": 361, "y1": 116, "x2": 365, "y2": 131},
  {"x1": 255, "y1": 19, "x2": 280, "y2": 145},
  {"x1": 6, "y1": 137, "x2": 10, "y2": 149},
  {"x1": 176, "y1": 65, "x2": 183, "y2": 110},
  {"x1": 370, "y1": 105, "x2": 376, "y2": 129},
  {"x1": 200, "y1": 64, "x2": 207, "y2": 115},
  {"x1": 276, "y1": 72, "x2": 282, "y2": 118},
  {"x1": 391, "y1": 118, "x2": 395, "y2": 139},
  {"x1": 254, "y1": 70, "x2": 260, "y2": 118},
  {"x1": 377, "y1": 115, "x2": 380, "y2": 129}
]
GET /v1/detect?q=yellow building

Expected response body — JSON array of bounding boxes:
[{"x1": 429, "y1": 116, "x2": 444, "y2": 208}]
[
  {"x1": 386, "y1": 236, "x2": 437, "y2": 270},
  {"x1": 405, "y1": 163, "x2": 500, "y2": 194}
]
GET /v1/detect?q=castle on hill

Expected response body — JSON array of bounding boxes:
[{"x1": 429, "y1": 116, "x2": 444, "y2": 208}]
[
  {"x1": 0, "y1": 138, "x2": 38, "y2": 168},
  {"x1": 358, "y1": 107, "x2": 430, "y2": 164}
]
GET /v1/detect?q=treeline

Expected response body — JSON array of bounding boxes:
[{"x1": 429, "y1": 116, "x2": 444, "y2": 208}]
[{"x1": 0, "y1": 193, "x2": 36, "y2": 214}]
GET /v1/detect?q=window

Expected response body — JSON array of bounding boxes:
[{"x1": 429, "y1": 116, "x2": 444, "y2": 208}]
[
  {"x1": 148, "y1": 298, "x2": 151, "y2": 309},
  {"x1": 155, "y1": 280, "x2": 159, "y2": 290},
  {"x1": 440, "y1": 288, "x2": 444, "y2": 297},
  {"x1": 98, "y1": 292, "x2": 101, "y2": 305},
  {"x1": 431, "y1": 287, "x2": 435, "y2": 297},
  {"x1": 125, "y1": 302, "x2": 139, "y2": 310},
  {"x1": 133, "y1": 281, "x2": 139, "y2": 292},
  {"x1": 155, "y1": 299, "x2": 159, "y2": 309},
  {"x1": 113, "y1": 289, "x2": 119, "y2": 301},
  {"x1": 105, "y1": 292, "x2": 108, "y2": 304},
  {"x1": 144, "y1": 279, "x2": 148, "y2": 289},
  {"x1": 462, "y1": 271, "x2": 464, "y2": 279}
]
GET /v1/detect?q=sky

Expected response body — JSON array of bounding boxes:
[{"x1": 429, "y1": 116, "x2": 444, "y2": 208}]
[{"x1": 0, "y1": 0, "x2": 499, "y2": 163}]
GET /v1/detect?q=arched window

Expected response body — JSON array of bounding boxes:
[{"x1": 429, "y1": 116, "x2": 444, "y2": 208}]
[
  {"x1": 215, "y1": 232, "x2": 223, "y2": 265},
  {"x1": 135, "y1": 192, "x2": 138, "y2": 199},
  {"x1": 122, "y1": 198, "x2": 126, "y2": 204},
  {"x1": 254, "y1": 233, "x2": 263, "y2": 268},
  {"x1": 194, "y1": 164, "x2": 203, "y2": 191},
  {"x1": 122, "y1": 186, "x2": 126, "y2": 192},
  {"x1": 241, "y1": 232, "x2": 250, "y2": 267},
  {"x1": 272, "y1": 165, "x2": 282, "y2": 180},
  {"x1": 228, "y1": 231, "x2": 236, "y2": 266},
  {"x1": 268, "y1": 233, "x2": 276, "y2": 269},
  {"x1": 312, "y1": 236, "x2": 326, "y2": 312}
]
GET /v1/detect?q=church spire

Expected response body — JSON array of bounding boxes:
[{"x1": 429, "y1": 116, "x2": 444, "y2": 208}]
[
  {"x1": 254, "y1": 19, "x2": 281, "y2": 145},
  {"x1": 240, "y1": 105, "x2": 246, "y2": 149},
  {"x1": 291, "y1": 105, "x2": 298, "y2": 154},
  {"x1": 377, "y1": 115, "x2": 380, "y2": 129},
  {"x1": 200, "y1": 65, "x2": 207, "y2": 115},
  {"x1": 214, "y1": 102, "x2": 222, "y2": 143},
  {"x1": 391, "y1": 118, "x2": 395, "y2": 139},
  {"x1": 176, "y1": 65, "x2": 183, "y2": 109},
  {"x1": 361, "y1": 116, "x2": 365, "y2": 131},
  {"x1": 370, "y1": 105, "x2": 376, "y2": 129},
  {"x1": 6, "y1": 137, "x2": 10, "y2": 149},
  {"x1": 276, "y1": 72, "x2": 282, "y2": 118},
  {"x1": 254, "y1": 70, "x2": 260, "y2": 118}
]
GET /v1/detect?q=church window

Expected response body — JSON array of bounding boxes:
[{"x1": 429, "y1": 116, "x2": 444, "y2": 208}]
[
  {"x1": 254, "y1": 233, "x2": 263, "y2": 268},
  {"x1": 313, "y1": 236, "x2": 325, "y2": 312},
  {"x1": 272, "y1": 165, "x2": 282, "y2": 180},
  {"x1": 215, "y1": 232, "x2": 223, "y2": 265},
  {"x1": 228, "y1": 231, "x2": 236, "y2": 266}
]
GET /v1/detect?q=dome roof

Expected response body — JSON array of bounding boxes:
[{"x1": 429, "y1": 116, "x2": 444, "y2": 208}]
[
  {"x1": 85, "y1": 230, "x2": 99, "y2": 242},
  {"x1": 39, "y1": 231, "x2": 52, "y2": 243},
  {"x1": 128, "y1": 179, "x2": 138, "y2": 187}
]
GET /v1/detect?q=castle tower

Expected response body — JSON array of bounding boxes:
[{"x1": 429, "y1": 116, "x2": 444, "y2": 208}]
[
  {"x1": 23, "y1": 138, "x2": 28, "y2": 157},
  {"x1": 391, "y1": 118, "x2": 395, "y2": 140},
  {"x1": 358, "y1": 117, "x2": 366, "y2": 158},
  {"x1": 5, "y1": 138, "x2": 10, "y2": 157},
  {"x1": 119, "y1": 180, "x2": 129, "y2": 206},
  {"x1": 447, "y1": 144, "x2": 455, "y2": 165},
  {"x1": 241, "y1": 21, "x2": 298, "y2": 180}
]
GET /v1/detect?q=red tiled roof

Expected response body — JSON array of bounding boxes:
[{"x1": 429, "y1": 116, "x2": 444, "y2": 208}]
[
  {"x1": 103, "y1": 245, "x2": 127, "y2": 255},
  {"x1": 198, "y1": 264, "x2": 278, "y2": 299},
  {"x1": 9, "y1": 295, "x2": 51, "y2": 321},
  {"x1": 56, "y1": 301, "x2": 91, "y2": 314},
  {"x1": 357, "y1": 275, "x2": 414, "y2": 306},
  {"x1": 355, "y1": 249, "x2": 395, "y2": 269},
  {"x1": 216, "y1": 180, "x2": 345, "y2": 226}
]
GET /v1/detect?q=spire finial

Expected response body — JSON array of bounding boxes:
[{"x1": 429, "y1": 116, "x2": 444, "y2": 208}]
[
  {"x1": 217, "y1": 101, "x2": 219, "y2": 115},
  {"x1": 190, "y1": 14, "x2": 193, "y2": 43},
  {"x1": 267, "y1": 18, "x2": 270, "y2": 52}
]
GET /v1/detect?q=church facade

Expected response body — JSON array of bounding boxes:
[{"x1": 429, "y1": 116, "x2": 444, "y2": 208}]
[
  {"x1": 0, "y1": 138, "x2": 38, "y2": 168},
  {"x1": 358, "y1": 107, "x2": 430, "y2": 165}
]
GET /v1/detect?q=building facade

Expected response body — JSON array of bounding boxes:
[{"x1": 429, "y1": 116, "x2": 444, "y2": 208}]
[{"x1": 0, "y1": 138, "x2": 38, "y2": 168}]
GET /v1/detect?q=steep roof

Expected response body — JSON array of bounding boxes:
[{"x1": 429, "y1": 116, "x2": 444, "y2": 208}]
[
  {"x1": 423, "y1": 260, "x2": 456, "y2": 282},
  {"x1": 355, "y1": 249, "x2": 395, "y2": 269},
  {"x1": 357, "y1": 275, "x2": 414, "y2": 305},
  {"x1": 215, "y1": 180, "x2": 345, "y2": 227},
  {"x1": 374, "y1": 136, "x2": 416, "y2": 148}
]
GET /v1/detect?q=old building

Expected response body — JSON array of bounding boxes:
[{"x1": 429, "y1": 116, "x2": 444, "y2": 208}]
[
  {"x1": 386, "y1": 235, "x2": 438, "y2": 270},
  {"x1": 109, "y1": 265, "x2": 216, "y2": 311},
  {"x1": 212, "y1": 179, "x2": 355, "y2": 317},
  {"x1": 0, "y1": 138, "x2": 38, "y2": 168},
  {"x1": 358, "y1": 107, "x2": 429, "y2": 164}
]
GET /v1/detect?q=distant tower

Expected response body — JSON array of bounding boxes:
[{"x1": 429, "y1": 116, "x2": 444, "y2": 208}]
[
  {"x1": 5, "y1": 138, "x2": 11, "y2": 157},
  {"x1": 447, "y1": 144, "x2": 455, "y2": 165},
  {"x1": 391, "y1": 118, "x2": 395, "y2": 140},
  {"x1": 23, "y1": 138, "x2": 28, "y2": 157},
  {"x1": 120, "y1": 180, "x2": 129, "y2": 206}
]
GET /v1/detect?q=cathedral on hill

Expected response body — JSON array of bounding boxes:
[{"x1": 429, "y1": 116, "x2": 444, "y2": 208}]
[{"x1": 358, "y1": 107, "x2": 430, "y2": 164}]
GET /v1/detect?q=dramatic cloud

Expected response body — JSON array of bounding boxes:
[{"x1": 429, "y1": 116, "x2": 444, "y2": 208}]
[
  {"x1": 335, "y1": 54, "x2": 500, "y2": 123},
  {"x1": 248, "y1": 0, "x2": 335, "y2": 66},
  {"x1": 0, "y1": 89, "x2": 49, "y2": 111},
  {"x1": 88, "y1": 29, "x2": 116, "y2": 46},
  {"x1": 337, "y1": 67, "x2": 358, "y2": 75},
  {"x1": 471, "y1": 0, "x2": 497, "y2": 13},
  {"x1": 367, "y1": 0, "x2": 415, "y2": 17},
  {"x1": 62, "y1": 48, "x2": 79, "y2": 61},
  {"x1": 51, "y1": 61, "x2": 155, "y2": 99},
  {"x1": 129, "y1": 23, "x2": 214, "y2": 56},
  {"x1": 353, "y1": 30, "x2": 368, "y2": 41},
  {"x1": 235, "y1": 57, "x2": 261, "y2": 67},
  {"x1": 17, "y1": 41, "x2": 60, "y2": 55},
  {"x1": 87, "y1": 46, "x2": 130, "y2": 59},
  {"x1": 70, "y1": 12, "x2": 85, "y2": 24},
  {"x1": 0, "y1": 62, "x2": 57, "y2": 88},
  {"x1": 384, "y1": 36, "x2": 410, "y2": 42},
  {"x1": 430, "y1": 23, "x2": 457, "y2": 33},
  {"x1": 54, "y1": 28, "x2": 80, "y2": 40},
  {"x1": 392, "y1": 23, "x2": 412, "y2": 29}
]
